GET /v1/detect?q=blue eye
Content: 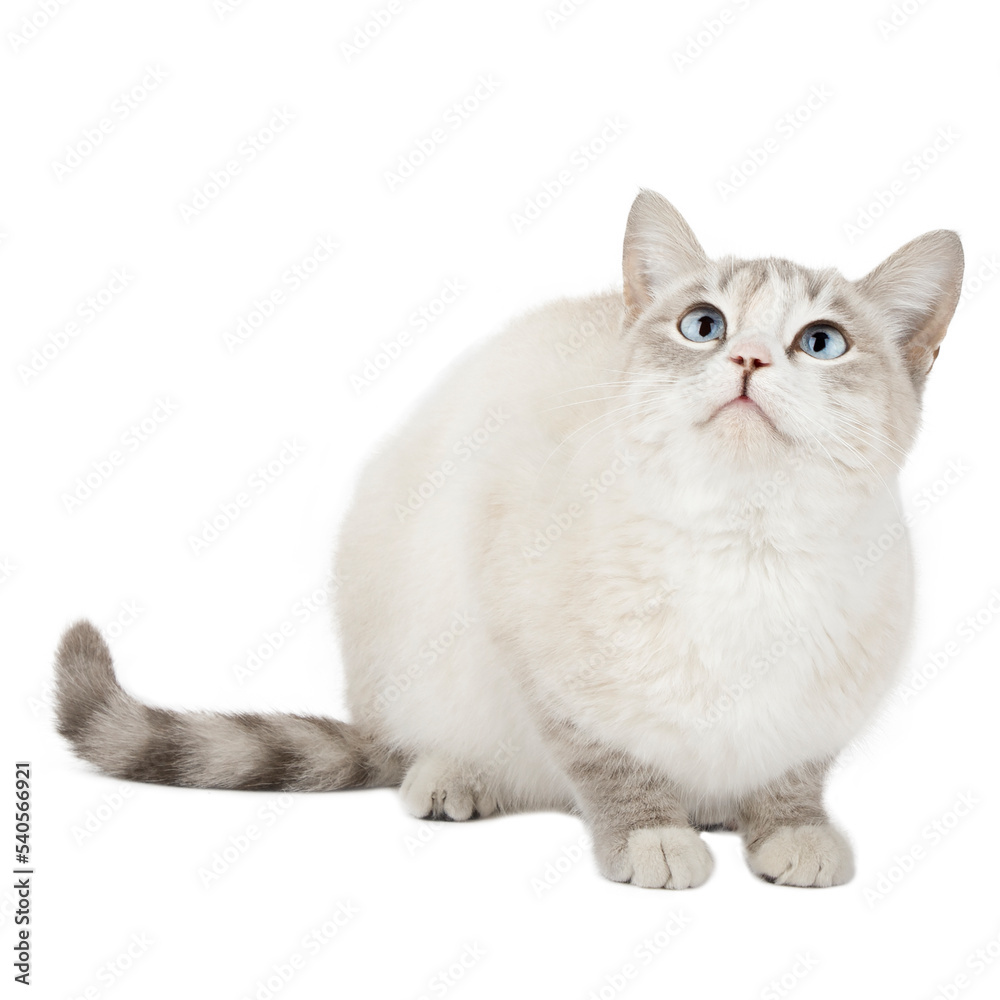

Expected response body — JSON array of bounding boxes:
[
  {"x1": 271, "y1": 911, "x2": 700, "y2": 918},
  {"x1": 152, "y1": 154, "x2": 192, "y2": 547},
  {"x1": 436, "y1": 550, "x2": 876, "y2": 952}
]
[
  {"x1": 679, "y1": 306, "x2": 725, "y2": 342},
  {"x1": 799, "y1": 324, "x2": 848, "y2": 359}
]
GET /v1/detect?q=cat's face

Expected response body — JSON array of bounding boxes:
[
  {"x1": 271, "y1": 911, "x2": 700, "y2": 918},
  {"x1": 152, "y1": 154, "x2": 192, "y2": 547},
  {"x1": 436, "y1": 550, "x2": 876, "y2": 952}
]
[{"x1": 618, "y1": 191, "x2": 964, "y2": 481}]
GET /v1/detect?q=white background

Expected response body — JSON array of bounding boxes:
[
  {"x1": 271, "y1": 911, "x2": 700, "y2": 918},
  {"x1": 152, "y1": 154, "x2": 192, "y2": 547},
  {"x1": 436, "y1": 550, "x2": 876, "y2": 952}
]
[{"x1": 4, "y1": 0, "x2": 999, "y2": 997}]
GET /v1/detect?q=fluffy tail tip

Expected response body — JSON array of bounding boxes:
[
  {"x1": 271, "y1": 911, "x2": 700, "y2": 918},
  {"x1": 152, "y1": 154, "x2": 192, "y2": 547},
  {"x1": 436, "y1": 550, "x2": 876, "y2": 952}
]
[{"x1": 54, "y1": 619, "x2": 123, "y2": 743}]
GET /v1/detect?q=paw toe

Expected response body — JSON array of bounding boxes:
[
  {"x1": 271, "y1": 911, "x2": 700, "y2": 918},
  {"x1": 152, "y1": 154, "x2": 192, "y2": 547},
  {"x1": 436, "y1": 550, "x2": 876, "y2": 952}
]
[
  {"x1": 399, "y1": 758, "x2": 495, "y2": 821},
  {"x1": 603, "y1": 827, "x2": 713, "y2": 889},
  {"x1": 748, "y1": 824, "x2": 853, "y2": 887}
]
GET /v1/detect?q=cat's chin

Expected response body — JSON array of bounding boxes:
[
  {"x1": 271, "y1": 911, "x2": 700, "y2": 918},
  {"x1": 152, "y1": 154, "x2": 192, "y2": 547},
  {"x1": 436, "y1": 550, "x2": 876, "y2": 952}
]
[{"x1": 696, "y1": 399, "x2": 795, "y2": 467}]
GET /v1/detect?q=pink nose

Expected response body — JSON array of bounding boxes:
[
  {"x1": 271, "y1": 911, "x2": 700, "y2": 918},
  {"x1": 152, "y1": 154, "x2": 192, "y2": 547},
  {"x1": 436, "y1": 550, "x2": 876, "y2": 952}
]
[{"x1": 728, "y1": 339, "x2": 772, "y2": 369}]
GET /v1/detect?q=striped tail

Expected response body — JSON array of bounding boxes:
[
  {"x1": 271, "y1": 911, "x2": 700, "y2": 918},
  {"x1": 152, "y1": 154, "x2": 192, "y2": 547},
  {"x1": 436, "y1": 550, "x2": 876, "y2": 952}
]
[{"x1": 54, "y1": 620, "x2": 404, "y2": 791}]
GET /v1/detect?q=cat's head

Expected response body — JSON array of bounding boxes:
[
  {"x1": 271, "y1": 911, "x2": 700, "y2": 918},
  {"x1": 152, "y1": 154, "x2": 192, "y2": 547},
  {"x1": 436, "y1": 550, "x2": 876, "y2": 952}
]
[{"x1": 618, "y1": 190, "x2": 963, "y2": 481}]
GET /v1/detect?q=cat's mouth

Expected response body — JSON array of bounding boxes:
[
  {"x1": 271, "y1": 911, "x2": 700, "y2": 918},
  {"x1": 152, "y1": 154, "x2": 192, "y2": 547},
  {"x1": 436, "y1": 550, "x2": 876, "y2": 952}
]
[
  {"x1": 705, "y1": 392, "x2": 787, "y2": 440},
  {"x1": 724, "y1": 395, "x2": 762, "y2": 413},
  {"x1": 712, "y1": 392, "x2": 779, "y2": 432}
]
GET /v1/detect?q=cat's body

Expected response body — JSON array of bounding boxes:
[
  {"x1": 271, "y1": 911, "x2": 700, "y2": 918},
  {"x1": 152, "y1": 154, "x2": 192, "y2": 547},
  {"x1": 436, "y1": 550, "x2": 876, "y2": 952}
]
[
  {"x1": 56, "y1": 192, "x2": 963, "y2": 888},
  {"x1": 337, "y1": 288, "x2": 911, "y2": 818}
]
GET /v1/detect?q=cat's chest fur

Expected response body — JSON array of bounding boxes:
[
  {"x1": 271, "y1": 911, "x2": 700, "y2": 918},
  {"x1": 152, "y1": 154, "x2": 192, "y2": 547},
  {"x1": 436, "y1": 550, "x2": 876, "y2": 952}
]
[{"x1": 499, "y1": 470, "x2": 913, "y2": 802}]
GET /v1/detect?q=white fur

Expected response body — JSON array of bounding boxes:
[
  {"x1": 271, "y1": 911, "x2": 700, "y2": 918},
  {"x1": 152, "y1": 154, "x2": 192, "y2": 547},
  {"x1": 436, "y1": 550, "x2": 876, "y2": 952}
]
[{"x1": 333, "y1": 193, "x2": 961, "y2": 828}]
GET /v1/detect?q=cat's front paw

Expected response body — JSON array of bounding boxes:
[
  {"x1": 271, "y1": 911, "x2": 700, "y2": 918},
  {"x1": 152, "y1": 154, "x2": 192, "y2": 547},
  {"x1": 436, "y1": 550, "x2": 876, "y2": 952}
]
[
  {"x1": 746, "y1": 824, "x2": 853, "y2": 887},
  {"x1": 597, "y1": 826, "x2": 714, "y2": 889}
]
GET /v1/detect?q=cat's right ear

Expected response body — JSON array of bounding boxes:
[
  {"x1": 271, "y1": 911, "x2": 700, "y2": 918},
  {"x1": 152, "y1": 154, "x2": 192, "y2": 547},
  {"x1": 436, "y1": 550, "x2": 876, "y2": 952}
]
[
  {"x1": 855, "y1": 229, "x2": 964, "y2": 384},
  {"x1": 623, "y1": 190, "x2": 707, "y2": 322}
]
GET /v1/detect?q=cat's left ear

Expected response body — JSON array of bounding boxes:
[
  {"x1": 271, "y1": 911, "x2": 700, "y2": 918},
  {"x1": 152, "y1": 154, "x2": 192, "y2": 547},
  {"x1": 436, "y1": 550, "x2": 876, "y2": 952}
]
[
  {"x1": 855, "y1": 230, "x2": 964, "y2": 384},
  {"x1": 623, "y1": 190, "x2": 707, "y2": 322}
]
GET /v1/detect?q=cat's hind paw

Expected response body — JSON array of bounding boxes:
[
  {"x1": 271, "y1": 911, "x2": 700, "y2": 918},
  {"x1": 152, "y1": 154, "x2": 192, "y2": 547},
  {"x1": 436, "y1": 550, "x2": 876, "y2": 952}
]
[{"x1": 399, "y1": 756, "x2": 497, "y2": 821}]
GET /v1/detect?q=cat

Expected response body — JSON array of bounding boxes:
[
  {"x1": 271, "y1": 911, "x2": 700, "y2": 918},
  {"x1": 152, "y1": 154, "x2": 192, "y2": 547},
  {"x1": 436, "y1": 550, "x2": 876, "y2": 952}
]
[{"x1": 55, "y1": 189, "x2": 963, "y2": 889}]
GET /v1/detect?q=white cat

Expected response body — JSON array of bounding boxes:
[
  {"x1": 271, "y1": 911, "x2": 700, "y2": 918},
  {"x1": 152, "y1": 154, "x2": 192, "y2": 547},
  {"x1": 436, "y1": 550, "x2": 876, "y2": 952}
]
[{"x1": 56, "y1": 190, "x2": 963, "y2": 888}]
